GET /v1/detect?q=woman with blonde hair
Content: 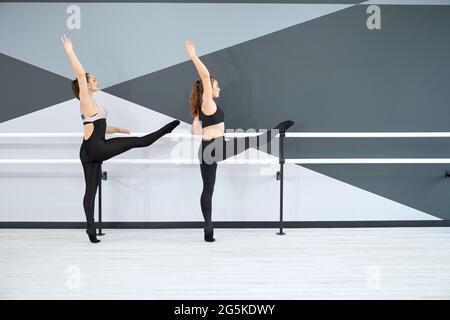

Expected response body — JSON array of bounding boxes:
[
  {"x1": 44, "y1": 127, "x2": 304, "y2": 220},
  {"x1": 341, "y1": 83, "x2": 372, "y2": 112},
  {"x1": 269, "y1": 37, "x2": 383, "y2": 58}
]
[{"x1": 62, "y1": 35, "x2": 180, "y2": 243}]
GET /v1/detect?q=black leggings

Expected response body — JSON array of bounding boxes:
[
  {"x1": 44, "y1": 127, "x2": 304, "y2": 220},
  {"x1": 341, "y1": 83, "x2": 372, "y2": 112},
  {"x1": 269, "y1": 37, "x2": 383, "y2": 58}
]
[
  {"x1": 197, "y1": 129, "x2": 278, "y2": 229},
  {"x1": 80, "y1": 119, "x2": 177, "y2": 229}
]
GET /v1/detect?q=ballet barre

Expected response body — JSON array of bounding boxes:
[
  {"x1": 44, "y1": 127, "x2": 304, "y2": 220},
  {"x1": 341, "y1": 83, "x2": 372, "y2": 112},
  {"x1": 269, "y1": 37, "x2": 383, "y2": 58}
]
[
  {"x1": 0, "y1": 159, "x2": 279, "y2": 164},
  {"x1": 284, "y1": 132, "x2": 450, "y2": 138},
  {"x1": 0, "y1": 157, "x2": 280, "y2": 236},
  {"x1": 0, "y1": 132, "x2": 274, "y2": 138},
  {"x1": 3, "y1": 131, "x2": 450, "y2": 138},
  {"x1": 2, "y1": 131, "x2": 450, "y2": 236},
  {"x1": 3, "y1": 158, "x2": 450, "y2": 165}
]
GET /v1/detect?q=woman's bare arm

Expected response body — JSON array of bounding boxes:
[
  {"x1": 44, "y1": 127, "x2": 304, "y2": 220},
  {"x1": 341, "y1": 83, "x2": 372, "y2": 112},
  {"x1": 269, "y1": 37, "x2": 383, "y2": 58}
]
[
  {"x1": 61, "y1": 35, "x2": 92, "y2": 110},
  {"x1": 185, "y1": 40, "x2": 214, "y2": 113},
  {"x1": 191, "y1": 116, "x2": 202, "y2": 135},
  {"x1": 106, "y1": 126, "x2": 130, "y2": 134}
]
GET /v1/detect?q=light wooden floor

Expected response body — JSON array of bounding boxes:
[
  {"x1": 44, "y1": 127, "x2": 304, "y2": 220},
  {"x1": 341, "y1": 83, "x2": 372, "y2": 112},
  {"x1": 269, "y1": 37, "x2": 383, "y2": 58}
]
[{"x1": 0, "y1": 228, "x2": 449, "y2": 300}]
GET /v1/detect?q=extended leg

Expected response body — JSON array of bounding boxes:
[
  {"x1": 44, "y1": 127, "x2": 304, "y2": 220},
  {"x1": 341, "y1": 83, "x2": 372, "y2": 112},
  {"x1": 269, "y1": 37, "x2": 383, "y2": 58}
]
[
  {"x1": 98, "y1": 120, "x2": 180, "y2": 161},
  {"x1": 200, "y1": 161, "x2": 217, "y2": 242}
]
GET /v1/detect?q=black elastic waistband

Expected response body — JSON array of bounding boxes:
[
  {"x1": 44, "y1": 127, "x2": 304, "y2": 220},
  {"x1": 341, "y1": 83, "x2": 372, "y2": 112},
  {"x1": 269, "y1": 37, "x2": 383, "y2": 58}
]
[{"x1": 202, "y1": 135, "x2": 225, "y2": 142}]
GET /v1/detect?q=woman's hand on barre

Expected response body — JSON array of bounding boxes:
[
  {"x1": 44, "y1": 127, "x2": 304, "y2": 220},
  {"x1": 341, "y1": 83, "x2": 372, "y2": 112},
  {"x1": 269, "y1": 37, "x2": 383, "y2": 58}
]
[
  {"x1": 117, "y1": 128, "x2": 130, "y2": 134},
  {"x1": 106, "y1": 126, "x2": 130, "y2": 134}
]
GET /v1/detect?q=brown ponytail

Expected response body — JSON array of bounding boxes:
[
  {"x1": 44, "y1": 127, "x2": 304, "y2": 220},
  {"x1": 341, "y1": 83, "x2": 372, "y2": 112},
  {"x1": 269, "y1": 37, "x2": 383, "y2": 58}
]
[
  {"x1": 71, "y1": 73, "x2": 91, "y2": 100},
  {"x1": 189, "y1": 76, "x2": 216, "y2": 118}
]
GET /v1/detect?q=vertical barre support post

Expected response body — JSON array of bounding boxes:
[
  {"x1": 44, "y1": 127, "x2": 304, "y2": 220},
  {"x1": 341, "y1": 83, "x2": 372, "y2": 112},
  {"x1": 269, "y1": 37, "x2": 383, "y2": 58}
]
[{"x1": 277, "y1": 132, "x2": 286, "y2": 235}]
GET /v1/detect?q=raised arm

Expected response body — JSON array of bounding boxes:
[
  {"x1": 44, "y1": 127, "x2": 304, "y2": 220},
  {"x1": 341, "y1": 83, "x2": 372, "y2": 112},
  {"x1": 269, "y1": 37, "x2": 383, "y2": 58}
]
[
  {"x1": 61, "y1": 35, "x2": 90, "y2": 104},
  {"x1": 185, "y1": 40, "x2": 214, "y2": 111}
]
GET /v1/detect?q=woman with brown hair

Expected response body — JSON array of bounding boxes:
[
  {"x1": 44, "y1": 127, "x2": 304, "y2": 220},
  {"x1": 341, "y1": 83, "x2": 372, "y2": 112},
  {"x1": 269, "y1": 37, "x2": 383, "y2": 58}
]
[
  {"x1": 186, "y1": 40, "x2": 294, "y2": 242},
  {"x1": 62, "y1": 35, "x2": 180, "y2": 243}
]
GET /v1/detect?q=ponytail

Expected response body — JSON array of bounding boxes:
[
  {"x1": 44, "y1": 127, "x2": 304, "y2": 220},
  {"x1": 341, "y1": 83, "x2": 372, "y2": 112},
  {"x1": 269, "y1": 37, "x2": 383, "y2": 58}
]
[
  {"x1": 71, "y1": 73, "x2": 90, "y2": 100},
  {"x1": 189, "y1": 76, "x2": 216, "y2": 118}
]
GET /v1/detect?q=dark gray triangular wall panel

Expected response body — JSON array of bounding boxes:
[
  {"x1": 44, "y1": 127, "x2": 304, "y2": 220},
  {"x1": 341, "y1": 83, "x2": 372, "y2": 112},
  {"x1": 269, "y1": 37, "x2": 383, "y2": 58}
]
[
  {"x1": 300, "y1": 164, "x2": 450, "y2": 220},
  {"x1": 106, "y1": 5, "x2": 450, "y2": 131},
  {"x1": 106, "y1": 5, "x2": 450, "y2": 219},
  {"x1": 0, "y1": 53, "x2": 73, "y2": 124}
]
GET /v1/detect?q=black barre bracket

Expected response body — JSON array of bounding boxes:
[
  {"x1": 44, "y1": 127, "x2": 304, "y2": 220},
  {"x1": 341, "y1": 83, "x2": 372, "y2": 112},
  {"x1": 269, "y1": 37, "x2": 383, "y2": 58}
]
[
  {"x1": 276, "y1": 171, "x2": 281, "y2": 180},
  {"x1": 446, "y1": 171, "x2": 450, "y2": 180},
  {"x1": 102, "y1": 171, "x2": 108, "y2": 181}
]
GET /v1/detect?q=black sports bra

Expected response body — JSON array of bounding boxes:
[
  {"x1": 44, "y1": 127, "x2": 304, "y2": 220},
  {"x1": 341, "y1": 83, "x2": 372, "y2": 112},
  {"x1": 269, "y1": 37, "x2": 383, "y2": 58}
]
[{"x1": 199, "y1": 106, "x2": 224, "y2": 128}]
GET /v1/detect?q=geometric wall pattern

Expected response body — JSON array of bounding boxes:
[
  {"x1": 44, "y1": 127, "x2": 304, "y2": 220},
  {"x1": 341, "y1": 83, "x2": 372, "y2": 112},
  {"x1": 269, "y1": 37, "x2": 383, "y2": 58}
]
[{"x1": 1, "y1": 0, "x2": 450, "y2": 223}]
